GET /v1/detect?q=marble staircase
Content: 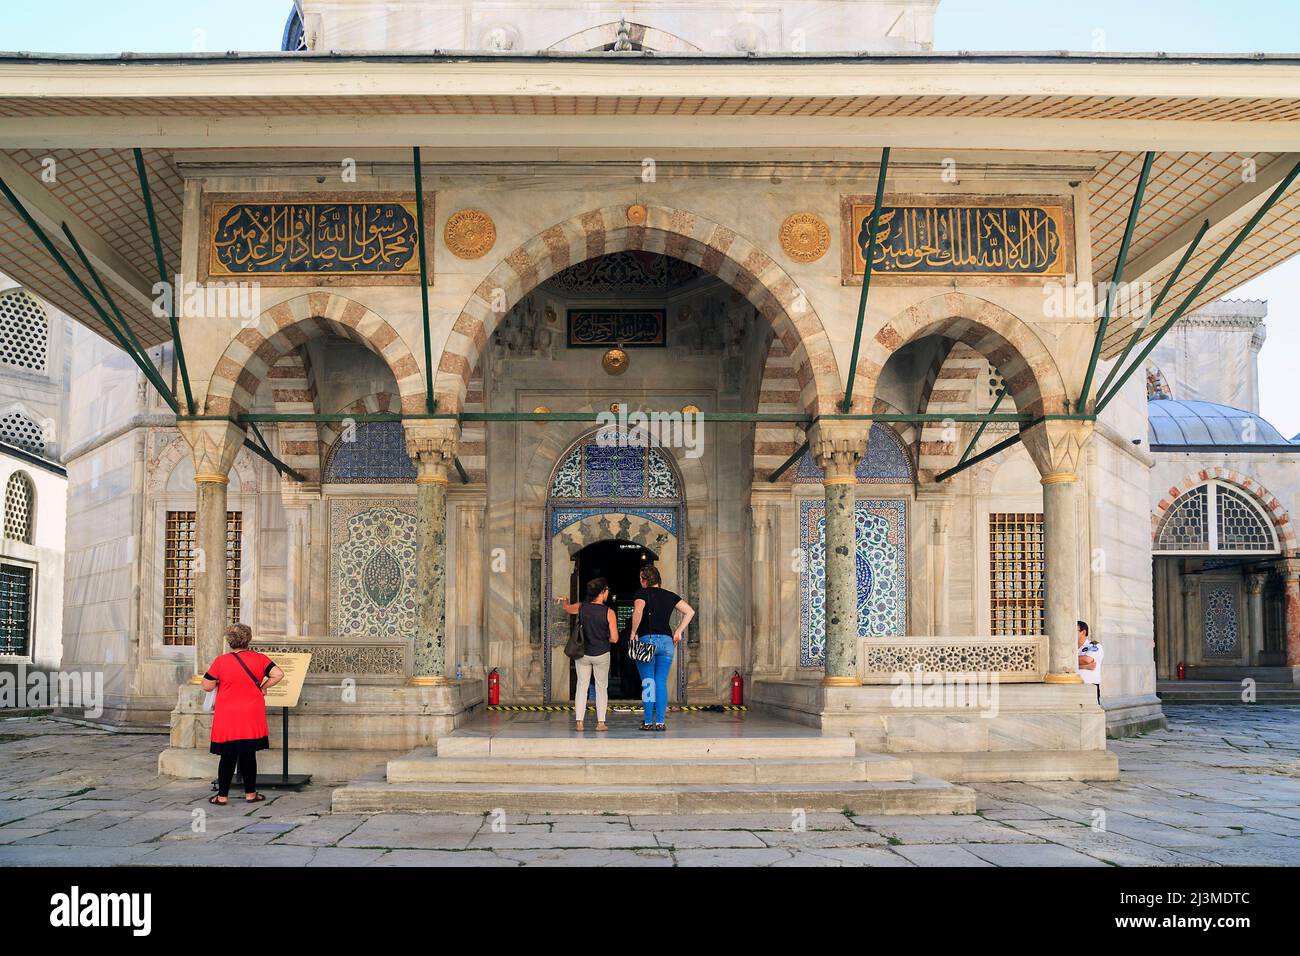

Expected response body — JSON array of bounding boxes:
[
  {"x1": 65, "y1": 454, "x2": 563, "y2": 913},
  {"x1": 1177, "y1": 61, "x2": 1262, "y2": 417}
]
[{"x1": 331, "y1": 714, "x2": 977, "y2": 815}]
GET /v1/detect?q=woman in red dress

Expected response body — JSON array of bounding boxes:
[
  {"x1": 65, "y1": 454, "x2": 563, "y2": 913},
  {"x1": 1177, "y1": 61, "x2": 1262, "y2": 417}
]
[{"x1": 201, "y1": 623, "x2": 284, "y2": 805}]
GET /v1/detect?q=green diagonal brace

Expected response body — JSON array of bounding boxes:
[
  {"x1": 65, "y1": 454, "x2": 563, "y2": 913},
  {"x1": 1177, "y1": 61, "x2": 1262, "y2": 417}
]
[
  {"x1": 1095, "y1": 218, "x2": 1209, "y2": 404},
  {"x1": 840, "y1": 146, "x2": 891, "y2": 413},
  {"x1": 951, "y1": 387, "x2": 1005, "y2": 471},
  {"x1": 1095, "y1": 157, "x2": 1300, "y2": 414},
  {"x1": 1079, "y1": 150, "x2": 1155, "y2": 412},
  {"x1": 133, "y1": 148, "x2": 195, "y2": 415}
]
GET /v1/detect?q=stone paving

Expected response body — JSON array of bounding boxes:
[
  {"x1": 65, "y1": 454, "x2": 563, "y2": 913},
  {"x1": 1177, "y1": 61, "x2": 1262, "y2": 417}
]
[{"x1": 1, "y1": 706, "x2": 1299, "y2": 866}]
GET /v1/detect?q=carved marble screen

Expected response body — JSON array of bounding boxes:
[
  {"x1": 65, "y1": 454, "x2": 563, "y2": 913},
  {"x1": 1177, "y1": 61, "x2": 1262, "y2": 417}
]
[
  {"x1": 329, "y1": 498, "x2": 418, "y2": 640},
  {"x1": 799, "y1": 499, "x2": 907, "y2": 667}
]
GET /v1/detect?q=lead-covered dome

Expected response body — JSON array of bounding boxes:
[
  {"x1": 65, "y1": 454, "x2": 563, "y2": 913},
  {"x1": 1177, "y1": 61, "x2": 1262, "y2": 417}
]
[{"x1": 1148, "y1": 399, "x2": 1292, "y2": 448}]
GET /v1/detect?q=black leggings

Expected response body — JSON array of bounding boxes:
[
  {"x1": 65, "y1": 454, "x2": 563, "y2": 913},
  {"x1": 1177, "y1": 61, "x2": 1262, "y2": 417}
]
[{"x1": 217, "y1": 752, "x2": 258, "y2": 797}]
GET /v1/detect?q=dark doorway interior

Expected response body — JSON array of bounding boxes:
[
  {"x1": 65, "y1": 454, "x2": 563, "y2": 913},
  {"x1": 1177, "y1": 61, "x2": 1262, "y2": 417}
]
[{"x1": 569, "y1": 539, "x2": 658, "y2": 701}]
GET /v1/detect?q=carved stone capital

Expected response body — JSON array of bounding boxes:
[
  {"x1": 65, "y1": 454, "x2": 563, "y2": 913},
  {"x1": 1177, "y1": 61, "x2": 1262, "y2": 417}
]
[
  {"x1": 176, "y1": 419, "x2": 246, "y2": 480},
  {"x1": 1247, "y1": 572, "x2": 1269, "y2": 596},
  {"x1": 403, "y1": 421, "x2": 460, "y2": 483},
  {"x1": 1020, "y1": 419, "x2": 1094, "y2": 481},
  {"x1": 808, "y1": 423, "x2": 868, "y2": 483}
]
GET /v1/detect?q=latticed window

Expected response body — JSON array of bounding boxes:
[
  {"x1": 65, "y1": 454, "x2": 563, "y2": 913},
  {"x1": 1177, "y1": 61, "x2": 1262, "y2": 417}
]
[
  {"x1": 163, "y1": 510, "x2": 242, "y2": 646},
  {"x1": 989, "y1": 512, "x2": 1044, "y2": 636},
  {"x1": 0, "y1": 563, "x2": 32, "y2": 656},
  {"x1": 1155, "y1": 481, "x2": 1278, "y2": 554},
  {"x1": 3, "y1": 471, "x2": 34, "y2": 543},
  {"x1": 0, "y1": 411, "x2": 45, "y2": 455},
  {"x1": 0, "y1": 290, "x2": 48, "y2": 373}
]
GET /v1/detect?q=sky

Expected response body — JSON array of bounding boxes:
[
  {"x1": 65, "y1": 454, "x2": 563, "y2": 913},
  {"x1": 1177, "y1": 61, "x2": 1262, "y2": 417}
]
[{"x1": 2, "y1": 0, "x2": 1297, "y2": 435}]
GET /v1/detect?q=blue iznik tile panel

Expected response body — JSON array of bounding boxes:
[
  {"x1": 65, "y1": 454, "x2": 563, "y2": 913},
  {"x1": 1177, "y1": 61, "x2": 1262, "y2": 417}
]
[
  {"x1": 549, "y1": 436, "x2": 680, "y2": 500},
  {"x1": 551, "y1": 507, "x2": 677, "y2": 537},
  {"x1": 794, "y1": 423, "x2": 914, "y2": 484},
  {"x1": 1202, "y1": 584, "x2": 1240, "y2": 658},
  {"x1": 324, "y1": 421, "x2": 417, "y2": 483},
  {"x1": 799, "y1": 499, "x2": 907, "y2": 667},
  {"x1": 329, "y1": 499, "x2": 418, "y2": 640}
]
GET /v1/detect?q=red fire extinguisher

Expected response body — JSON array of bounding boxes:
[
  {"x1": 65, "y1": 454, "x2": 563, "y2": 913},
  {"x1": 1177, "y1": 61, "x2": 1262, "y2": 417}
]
[
  {"x1": 487, "y1": 668, "x2": 500, "y2": 705},
  {"x1": 1177, "y1": 661, "x2": 1185, "y2": 681},
  {"x1": 730, "y1": 670, "x2": 743, "y2": 706}
]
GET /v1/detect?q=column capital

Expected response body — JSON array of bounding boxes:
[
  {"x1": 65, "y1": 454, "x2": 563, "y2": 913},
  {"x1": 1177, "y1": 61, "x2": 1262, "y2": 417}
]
[
  {"x1": 808, "y1": 422, "x2": 869, "y2": 483},
  {"x1": 1020, "y1": 418, "x2": 1094, "y2": 480},
  {"x1": 1247, "y1": 571, "x2": 1269, "y2": 595},
  {"x1": 176, "y1": 419, "x2": 246, "y2": 481},
  {"x1": 402, "y1": 420, "x2": 460, "y2": 484}
]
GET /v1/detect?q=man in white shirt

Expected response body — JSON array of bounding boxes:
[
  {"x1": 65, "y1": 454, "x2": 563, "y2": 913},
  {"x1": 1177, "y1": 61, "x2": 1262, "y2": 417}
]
[{"x1": 1077, "y1": 620, "x2": 1102, "y2": 702}]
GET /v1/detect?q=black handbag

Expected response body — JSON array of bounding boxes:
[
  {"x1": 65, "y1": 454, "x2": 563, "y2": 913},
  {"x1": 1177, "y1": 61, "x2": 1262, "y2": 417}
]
[{"x1": 564, "y1": 614, "x2": 586, "y2": 660}]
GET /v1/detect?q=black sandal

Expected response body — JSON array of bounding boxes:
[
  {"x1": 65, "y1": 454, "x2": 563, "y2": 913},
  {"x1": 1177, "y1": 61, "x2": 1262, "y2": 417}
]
[
  {"x1": 244, "y1": 793, "x2": 266, "y2": 803},
  {"x1": 639, "y1": 722, "x2": 653, "y2": 731},
  {"x1": 208, "y1": 795, "x2": 228, "y2": 805},
  {"x1": 653, "y1": 724, "x2": 667, "y2": 732}
]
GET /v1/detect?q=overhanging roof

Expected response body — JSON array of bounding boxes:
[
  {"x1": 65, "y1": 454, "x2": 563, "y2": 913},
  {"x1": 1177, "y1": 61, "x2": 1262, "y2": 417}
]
[{"x1": 1, "y1": 50, "x2": 1298, "y2": 357}]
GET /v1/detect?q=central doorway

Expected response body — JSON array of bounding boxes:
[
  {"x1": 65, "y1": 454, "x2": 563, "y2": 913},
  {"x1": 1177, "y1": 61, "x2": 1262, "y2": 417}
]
[{"x1": 570, "y1": 539, "x2": 657, "y2": 700}]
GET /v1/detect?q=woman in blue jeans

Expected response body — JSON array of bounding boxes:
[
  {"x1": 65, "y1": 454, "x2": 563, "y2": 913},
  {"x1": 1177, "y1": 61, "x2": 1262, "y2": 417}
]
[{"x1": 627, "y1": 564, "x2": 695, "y2": 732}]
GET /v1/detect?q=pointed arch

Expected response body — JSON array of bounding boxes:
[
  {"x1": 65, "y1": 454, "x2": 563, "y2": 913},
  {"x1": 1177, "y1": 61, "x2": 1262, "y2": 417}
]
[{"x1": 433, "y1": 204, "x2": 844, "y2": 418}]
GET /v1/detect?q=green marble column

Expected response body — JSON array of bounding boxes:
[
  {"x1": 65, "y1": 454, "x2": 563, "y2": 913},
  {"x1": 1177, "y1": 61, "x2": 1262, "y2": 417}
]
[
  {"x1": 822, "y1": 475, "x2": 859, "y2": 683},
  {"x1": 413, "y1": 473, "x2": 449, "y2": 681}
]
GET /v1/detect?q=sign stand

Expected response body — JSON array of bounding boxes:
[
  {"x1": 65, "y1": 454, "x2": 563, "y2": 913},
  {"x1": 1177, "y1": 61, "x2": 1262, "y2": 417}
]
[{"x1": 211, "y1": 651, "x2": 314, "y2": 794}]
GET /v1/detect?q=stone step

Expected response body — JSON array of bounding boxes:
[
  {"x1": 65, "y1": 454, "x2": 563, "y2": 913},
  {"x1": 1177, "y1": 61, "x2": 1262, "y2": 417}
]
[
  {"x1": 435, "y1": 734, "x2": 858, "y2": 760},
  {"x1": 1159, "y1": 694, "x2": 1300, "y2": 704},
  {"x1": 331, "y1": 775, "x2": 975, "y2": 816},
  {"x1": 386, "y1": 750, "x2": 912, "y2": 785}
]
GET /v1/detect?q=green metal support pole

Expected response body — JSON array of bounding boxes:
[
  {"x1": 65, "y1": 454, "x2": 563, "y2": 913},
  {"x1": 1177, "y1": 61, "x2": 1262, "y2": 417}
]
[
  {"x1": 241, "y1": 437, "x2": 307, "y2": 483},
  {"x1": 1095, "y1": 157, "x2": 1300, "y2": 414},
  {"x1": 0, "y1": 177, "x2": 183, "y2": 416},
  {"x1": 1095, "y1": 217, "x2": 1209, "y2": 403},
  {"x1": 58, "y1": 223, "x2": 177, "y2": 410},
  {"x1": 133, "y1": 148, "x2": 195, "y2": 415},
  {"x1": 935, "y1": 430, "x2": 1025, "y2": 484},
  {"x1": 412, "y1": 147, "x2": 435, "y2": 414},
  {"x1": 1078, "y1": 150, "x2": 1155, "y2": 412},
  {"x1": 951, "y1": 387, "x2": 1005, "y2": 471},
  {"x1": 59, "y1": 225, "x2": 175, "y2": 408},
  {"x1": 766, "y1": 440, "x2": 809, "y2": 483},
  {"x1": 839, "y1": 146, "x2": 890, "y2": 413},
  {"x1": 454, "y1": 457, "x2": 470, "y2": 484}
]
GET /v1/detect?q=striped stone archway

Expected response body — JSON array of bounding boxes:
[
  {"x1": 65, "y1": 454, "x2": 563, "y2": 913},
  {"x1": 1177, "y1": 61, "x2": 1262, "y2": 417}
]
[
  {"x1": 1153, "y1": 468, "x2": 1296, "y2": 552},
  {"x1": 204, "y1": 293, "x2": 425, "y2": 418},
  {"x1": 850, "y1": 293, "x2": 1070, "y2": 420},
  {"x1": 433, "y1": 204, "x2": 844, "y2": 417}
]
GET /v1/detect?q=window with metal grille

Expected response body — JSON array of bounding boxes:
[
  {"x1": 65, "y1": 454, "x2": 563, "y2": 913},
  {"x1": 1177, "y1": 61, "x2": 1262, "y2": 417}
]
[
  {"x1": 163, "y1": 510, "x2": 242, "y2": 646},
  {"x1": 0, "y1": 411, "x2": 44, "y2": 455},
  {"x1": 0, "y1": 563, "x2": 32, "y2": 656},
  {"x1": 0, "y1": 290, "x2": 48, "y2": 373},
  {"x1": 1154, "y1": 481, "x2": 1278, "y2": 555},
  {"x1": 989, "y1": 512, "x2": 1044, "y2": 636},
  {"x1": 3, "y1": 471, "x2": 34, "y2": 543}
]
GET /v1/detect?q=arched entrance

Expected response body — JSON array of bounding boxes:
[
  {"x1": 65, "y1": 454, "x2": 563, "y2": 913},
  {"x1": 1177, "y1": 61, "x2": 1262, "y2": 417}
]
[
  {"x1": 545, "y1": 432, "x2": 684, "y2": 703},
  {"x1": 569, "y1": 539, "x2": 659, "y2": 700}
]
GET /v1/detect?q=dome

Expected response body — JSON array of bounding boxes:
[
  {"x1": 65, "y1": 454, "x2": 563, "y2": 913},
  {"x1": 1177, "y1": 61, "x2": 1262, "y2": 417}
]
[{"x1": 1148, "y1": 399, "x2": 1291, "y2": 448}]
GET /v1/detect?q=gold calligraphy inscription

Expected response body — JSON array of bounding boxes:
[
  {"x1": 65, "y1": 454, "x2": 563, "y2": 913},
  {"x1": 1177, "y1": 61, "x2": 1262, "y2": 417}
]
[
  {"x1": 201, "y1": 192, "x2": 434, "y2": 287},
  {"x1": 839, "y1": 194, "x2": 1073, "y2": 286},
  {"x1": 779, "y1": 212, "x2": 831, "y2": 263},
  {"x1": 444, "y1": 209, "x2": 496, "y2": 260}
]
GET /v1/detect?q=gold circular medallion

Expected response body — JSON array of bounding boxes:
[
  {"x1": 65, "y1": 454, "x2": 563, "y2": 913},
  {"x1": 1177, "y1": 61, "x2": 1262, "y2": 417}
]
[
  {"x1": 627, "y1": 204, "x2": 648, "y2": 225},
  {"x1": 681, "y1": 404, "x2": 701, "y2": 415},
  {"x1": 602, "y1": 348, "x2": 630, "y2": 376},
  {"x1": 609, "y1": 402, "x2": 623, "y2": 413},
  {"x1": 778, "y1": 212, "x2": 831, "y2": 263},
  {"x1": 444, "y1": 209, "x2": 497, "y2": 259}
]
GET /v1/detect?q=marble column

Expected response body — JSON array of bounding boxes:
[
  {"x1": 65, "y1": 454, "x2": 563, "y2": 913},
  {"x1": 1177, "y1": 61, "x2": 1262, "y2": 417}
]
[
  {"x1": 1021, "y1": 420, "x2": 1092, "y2": 683},
  {"x1": 1180, "y1": 572, "x2": 1199, "y2": 668},
  {"x1": 177, "y1": 420, "x2": 245, "y2": 678},
  {"x1": 812, "y1": 426, "x2": 867, "y2": 686},
  {"x1": 404, "y1": 423, "x2": 459, "y2": 684},
  {"x1": 1282, "y1": 559, "x2": 1300, "y2": 668},
  {"x1": 1246, "y1": 572, "x2": 1268, "y2": 666}
]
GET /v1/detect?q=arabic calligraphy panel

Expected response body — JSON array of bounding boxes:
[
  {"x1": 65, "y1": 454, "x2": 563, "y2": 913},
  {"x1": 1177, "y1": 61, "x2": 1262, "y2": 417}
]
[
  {"x1": 566, "y1": 309, "x2": 667, "y2": 348},
  {"x1": 201, "y1": 192, "x2": 435, "y2": 287},
  {"x1": 839, "y1": 193, "x2": 1073, "y2": 286}
]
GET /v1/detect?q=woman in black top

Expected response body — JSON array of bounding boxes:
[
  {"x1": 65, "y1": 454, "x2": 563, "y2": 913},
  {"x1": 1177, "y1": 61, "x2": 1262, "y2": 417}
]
[
  {"x1": 556, "y1": 577, "x2": 619, "y2": 731},
  {"x1": 628, "y1": 564, "x2": 695, "y2": 731}
]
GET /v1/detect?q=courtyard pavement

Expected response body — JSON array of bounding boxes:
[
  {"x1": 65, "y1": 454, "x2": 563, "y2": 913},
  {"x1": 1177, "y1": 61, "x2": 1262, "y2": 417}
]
[{"x1": 1, "y1": 706, "x2": 1299, "y2": 867}]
